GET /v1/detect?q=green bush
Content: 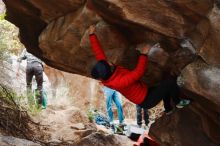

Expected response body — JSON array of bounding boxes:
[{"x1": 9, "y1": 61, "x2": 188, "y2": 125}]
[
  {"x1": 0, "y1": 13, "x2": 6, "y2": 20},
  {"x1": 0, "y1": 13, "x2": 23, "y2": 61},
  {"x1": 87, "y1": 109, "x2": 95, "y2": 122},
  {"x1": 0, "y1": 84, "x2": 43, "y2": 115}
]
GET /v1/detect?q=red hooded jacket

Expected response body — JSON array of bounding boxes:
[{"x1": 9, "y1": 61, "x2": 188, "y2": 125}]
[{"x1": 89, "y1": 34, "x2": 148, "y2": 104}]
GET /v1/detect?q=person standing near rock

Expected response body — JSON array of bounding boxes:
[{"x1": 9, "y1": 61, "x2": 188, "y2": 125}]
[
  {"x1": 103, "y1": 86, "x2": 125, "y2": 133},
  {"x1": 136, "y1": 104, "x2": 149, "y2": 129},
  {"x1": 88, "y1": 25, "x2": 190, "y2": 115},
  {"x1": 17, "y1": 49, "x2": 44, "y2": 107}
]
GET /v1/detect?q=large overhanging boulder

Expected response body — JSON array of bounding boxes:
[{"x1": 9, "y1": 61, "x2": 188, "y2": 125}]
[
  {"x1": 150, "y1": 61, "x2": 220, "y2": 146},
  {"x1": 3, "y1": 0, "x2": 220, "y2": 145},
  {"x1": 149, "y1": 4, "x2": 220, "y2": 146},
  {"x1": 3, "y1": 0, "x2": 201, "y2": 77},
  {"x1": 88, "y1": 0, "x2": 212, "y2": 38}
]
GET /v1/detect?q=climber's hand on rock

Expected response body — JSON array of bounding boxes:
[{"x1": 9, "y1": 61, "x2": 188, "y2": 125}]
[
  {"x1": 88, "y1": 25, "x2": 96, "y2": 35},
  {"x1": 136, "y1": 43, "x2": 152, "y2": 55}
]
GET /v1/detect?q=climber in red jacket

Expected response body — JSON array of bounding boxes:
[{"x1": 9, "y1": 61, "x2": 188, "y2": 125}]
[{"x1": 88, "y1": 25, "x2": 190, "y2": 114}]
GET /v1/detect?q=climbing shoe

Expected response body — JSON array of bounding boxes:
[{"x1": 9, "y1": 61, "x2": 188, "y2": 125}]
[
  {"x1": 41, "y1": 105, "x2": 46, "y2": 109},
  {"x1": 119, "y1": 122, "x2": 127, "y2": 131},
  {"x1": 115, "y1": 125, "x2": 124, "y2": 135},
  {"x1": 110, "y1": 123, "x2": 116, "y2": 134},
  {"x1": 176, "y1": 99, "x2": 190, "y2": 108},
  {"x1": 137, "y1": 124, "x2": 142, "y2": 128}
]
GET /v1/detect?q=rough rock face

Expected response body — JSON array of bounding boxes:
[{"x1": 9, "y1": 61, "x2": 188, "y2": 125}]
[
  {"x1": 0, "y1": 0, "x2": 5, "y2": 14},
  {"x1": 77, "y1": 132, "x2": 134, "y2": 146},
  {"x1": 89, "y1": 0, "x2": 212, "y2": 38},
  {"x1": 43, "y1": 65, "x2": 104, "y2": 110},
  {"x1": 0, "y1": 59, "x2": 26, "y2": 94},
  {"x1": 29, "y1": 104, "x2": 99, "y2": 145},
  {"x1": 3, "y1": 0, "x2": 220, "y2": 145},
  {"x1": 150, "y1": 106, "x2": 219, "y2": 146},
  {"x1": 0, "y1": 135, "x2": 40, "y2": 146},
  {"x1": 150, "y1": 4, "x2": 220, "y2": 146},
  {"x1": 0, "y1": 95, "x2": 134, "y2": 146}
]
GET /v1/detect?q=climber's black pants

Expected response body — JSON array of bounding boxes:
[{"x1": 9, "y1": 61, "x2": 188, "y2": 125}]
[
  {"x1": 26, "y1": 62, "x2": 43, "y2": 104},
  {"x1": 139, "y1": 77, "x2": 180, "y2": 112}
]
